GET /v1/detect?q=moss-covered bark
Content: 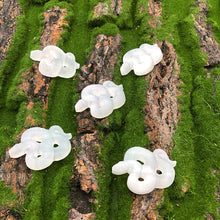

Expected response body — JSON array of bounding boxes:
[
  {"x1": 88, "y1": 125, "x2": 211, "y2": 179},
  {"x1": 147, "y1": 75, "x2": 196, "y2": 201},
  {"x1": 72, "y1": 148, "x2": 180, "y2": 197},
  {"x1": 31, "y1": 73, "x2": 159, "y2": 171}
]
[{"x1": 0, "y1": 0, "x2": 219, "y2": 219}]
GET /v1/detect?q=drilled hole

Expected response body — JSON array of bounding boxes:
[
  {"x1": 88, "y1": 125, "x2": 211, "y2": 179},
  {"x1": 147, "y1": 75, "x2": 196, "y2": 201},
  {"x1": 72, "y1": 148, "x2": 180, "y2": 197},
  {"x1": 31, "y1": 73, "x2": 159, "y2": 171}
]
[
  {"x1": 54, "y1": 144, "x2": 59, "y2": 148},
  {"x1": 36, "y1": 141, "x2": 41, "y2": 143},
  {"x1": 138, "y1": 177, "x2": 144, "y2": 181},
  {"x1": 156, "y1": 170, "x2": 162, "y2": 175},
  {"x1": 137, "y1": 160, "x2": 144, "y2": 165},
  {"x1": 37, "y1": 155, "x2": 41, "y2": 158}
]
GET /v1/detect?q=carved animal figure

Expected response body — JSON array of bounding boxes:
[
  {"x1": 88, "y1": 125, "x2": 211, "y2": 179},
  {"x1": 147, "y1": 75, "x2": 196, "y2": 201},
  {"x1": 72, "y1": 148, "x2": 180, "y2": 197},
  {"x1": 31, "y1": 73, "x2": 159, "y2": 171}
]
[
  {"x1": 75, "y1": 81, "x2": 126, "y2": 119},
  {"x1": 112, "y1": 147, "x2": 176, "y2": 194},
  {"x1": 120, "y1": 43, "x2": 163, "y2": 76},
  {"x1": 9, "y1": 125, "x2": 72, "y2": 170},
  {"x1": 30, "y1": 45, "x2": 80, "y2": 78}
]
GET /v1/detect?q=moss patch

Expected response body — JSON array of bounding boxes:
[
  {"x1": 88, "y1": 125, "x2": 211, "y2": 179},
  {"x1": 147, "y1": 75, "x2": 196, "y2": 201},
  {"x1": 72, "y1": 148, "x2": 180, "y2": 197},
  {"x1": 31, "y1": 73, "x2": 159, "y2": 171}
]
[
  {"x1": 156, "y1": 0, "x2": 220, "y2": 219},
  {"x1": 1, "y1": 0, "x2": 220, "y2": 219}
]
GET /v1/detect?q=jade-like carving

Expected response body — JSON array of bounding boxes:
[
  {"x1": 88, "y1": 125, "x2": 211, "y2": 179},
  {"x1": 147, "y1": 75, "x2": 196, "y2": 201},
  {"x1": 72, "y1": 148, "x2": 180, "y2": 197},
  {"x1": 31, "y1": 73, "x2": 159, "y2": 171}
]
[
  {"x1": 9, "y1": 125, "x2": 72, "y2": 170},
  {"x1": 75, "y1": 81, "x2": 126, "y2": 119},
  {"x1": 112, "y1": 147, "x2": 176, "y2": 194},
  {"x1": 120, "y1": 43, "x2": 163, "y2": 76},
  {"x1": 30, "y1": 45, "x2": 80, "y2": 78}
]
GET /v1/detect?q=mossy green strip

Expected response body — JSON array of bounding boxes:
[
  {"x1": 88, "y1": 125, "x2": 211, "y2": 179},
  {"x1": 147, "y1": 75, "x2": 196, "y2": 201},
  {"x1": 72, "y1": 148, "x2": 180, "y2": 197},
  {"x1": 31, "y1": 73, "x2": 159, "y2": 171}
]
[
  {"x1": 207, "y1": 0, "x2": 220, "y2": 43},
  {"x1": 156, "y1": 0, "x2": 220, "y2": 219},
  {"x1": 24, "y1": 0, "x2": 92, "y2": 219},
  {"x1": 94, "y1": 4, "x2": 151, "y2": 217},
  {"x1": 0, "y1": 2, "x2": 44, "y2": 209},
  {"x1": 1, "y1": 0, "x2": 220, "y2": 218},
  {"x1": 0, "y1": 181, "x2": 17, "y2": 207},
  {"x1": 0, "y1": 2, "x2": 44, "y2": 154}
]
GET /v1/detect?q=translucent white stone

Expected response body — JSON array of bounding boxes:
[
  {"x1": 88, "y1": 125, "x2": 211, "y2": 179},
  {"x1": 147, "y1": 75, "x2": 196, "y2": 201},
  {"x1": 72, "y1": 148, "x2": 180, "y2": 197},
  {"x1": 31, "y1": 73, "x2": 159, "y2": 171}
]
[
  {"x1": 9, "y1": 125, "x2": 72, "y2": 170},
  {"x1": 120, "y1": 43, "x2": 163, "y2": 76},
  {"x1": 75, "y1": 80, "x2": 126, "y2": 119},
  {"x1": 112, "y1": 147, "x2": 176, "y2": 194},
  {"x1": 30, "y1": 45, "x2": 80, "y2": 78}
]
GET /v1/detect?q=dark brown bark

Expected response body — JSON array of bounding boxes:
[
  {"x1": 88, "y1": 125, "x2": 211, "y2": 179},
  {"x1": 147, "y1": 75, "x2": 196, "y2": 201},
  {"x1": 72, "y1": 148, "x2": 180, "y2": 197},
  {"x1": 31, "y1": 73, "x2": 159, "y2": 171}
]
[
  {"x1": 0, "y1": 0, "x2": 22, "y2": 67},
  {"x1": 71, "y1": 33, "x2": 122, "y2": 218},
  {"x1": 194, "y1": 0, "x2": 220, "y2": 66}
]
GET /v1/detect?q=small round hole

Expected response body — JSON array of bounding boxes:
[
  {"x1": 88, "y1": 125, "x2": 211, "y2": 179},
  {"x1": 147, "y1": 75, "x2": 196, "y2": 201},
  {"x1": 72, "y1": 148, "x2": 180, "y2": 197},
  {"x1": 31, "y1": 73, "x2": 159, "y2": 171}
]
[
  {"x1": 53, "y1": 144, "x2": 59, "y2": 148},
  {"x1": 110, "y1": 96, "x2": 113, "y2": 98},
  {"x1": 138, "y1": 177, "x2": 144, "y2": 181},
  {"x1": 37, "y1": 155, "x2": 41, "y2": 158},
  {"x1": 156, "y1": 170, "x2": 162, "y2": 175}
]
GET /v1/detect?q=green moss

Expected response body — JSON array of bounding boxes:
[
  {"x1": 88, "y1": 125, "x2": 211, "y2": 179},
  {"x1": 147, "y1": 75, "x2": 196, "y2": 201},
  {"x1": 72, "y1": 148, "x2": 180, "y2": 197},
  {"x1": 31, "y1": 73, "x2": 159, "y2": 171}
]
[
  {"x1": 0, "y1": 181, "x2": 18, "y2": 207},
  {"x1": 27, "y1": 101, "x2": 45, "y2": 127},
  {"x1": 0, "y1": 127, "x2": 15, "y2": 161},
  {"x1": 94, "y1": 132, "x2": 116, "y2": 219},
  {"x1": 23, "y1": 172, "x2": 44, "y2": 220},
  {"x1": 6, "y1": 86, "x2": 27, "y2": 110},
  {"x1": 27, "y1": 0, "x2": 50, "y2": 5},
  {"x1": 0, "y1": 2, "x2": 44, "y2": 159},
  {"x1": 24, "y1": 153, "x2": 74, "y2": 220},
  {"x1": 0, "y1": 2, "x2": 44, "y2": 168},
  {"x1": 16, "y1": 101, "x2": 28, "y2": 132},
  {"x1": 1, "y1": 0, "x2": 220, "y2": 218},
  {"x1": 6, "y1": 7, "x2": 44, "y2": 109},
  {"x1": 207, "y1": 0, "x2": 220, "y2": 43},
  {"x1": 39, "y1": 156, "x2": 74, "y2": 220},
  {"x1": 155, "y1": 0, "x2": 220, "y2": 218},
  {"x1": 0, "y1": 15, "x2": 27, "y2": 97},
  {"x1": 116, "y1": 0, "x2": 134, "y2": 28},
  {"x1": 46, "y1": 0, "x2": 90, "y2": 130},
  {"x1": 24, "y1": 0, "x2": 93, "y2": 219},
  {"x1": 46, "y1": 78, "x2": 76, "y2": 131},
  {"x1": 95, "y1": 25, "x2": 150, "y2": 219},
  {"x1": 92, "y1": 23, "x2": 119, "y2": 37},
  {"x1": 44, "y1": 0, "x2": 72, "y2": 10}
]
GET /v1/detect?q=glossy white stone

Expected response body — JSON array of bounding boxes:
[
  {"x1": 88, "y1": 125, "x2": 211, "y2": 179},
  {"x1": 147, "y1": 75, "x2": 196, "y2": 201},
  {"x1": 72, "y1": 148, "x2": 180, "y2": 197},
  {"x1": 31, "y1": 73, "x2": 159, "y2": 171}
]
[
  {"x1": 9, "y1": 125, "x2": 72, "y2": 170},
  {"x1": 112, "y1": 147, "x2": 176, "y2": 194},
  {"x1": 30, "y1": 45, "x2": 80, "y2": 78},
  {"x1": 75, "y1": 81, "x2": 126, "y2": 119},
  {"x1": 120, "y1": 43, "x2": 163, "y2": 76}
]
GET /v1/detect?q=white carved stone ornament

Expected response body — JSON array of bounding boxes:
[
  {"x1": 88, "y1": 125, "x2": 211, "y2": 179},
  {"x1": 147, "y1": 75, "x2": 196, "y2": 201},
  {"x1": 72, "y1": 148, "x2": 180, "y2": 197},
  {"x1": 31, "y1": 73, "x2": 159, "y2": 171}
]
[
  {"x1": 75, "y1": 80, "x2": 126, "y2": 119},
  {"x1": 120, "y1": 43, "x2": 163, "y2": 76},
  {"x1": 112, "y1": 147, "x2": 176, "y2": 194},
  {"x1": 9, "y1": 125, "x2": 72, "y2": 170},
  {"x1": 30, "y1": 45, "x2": 80, "y2": 78}
]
